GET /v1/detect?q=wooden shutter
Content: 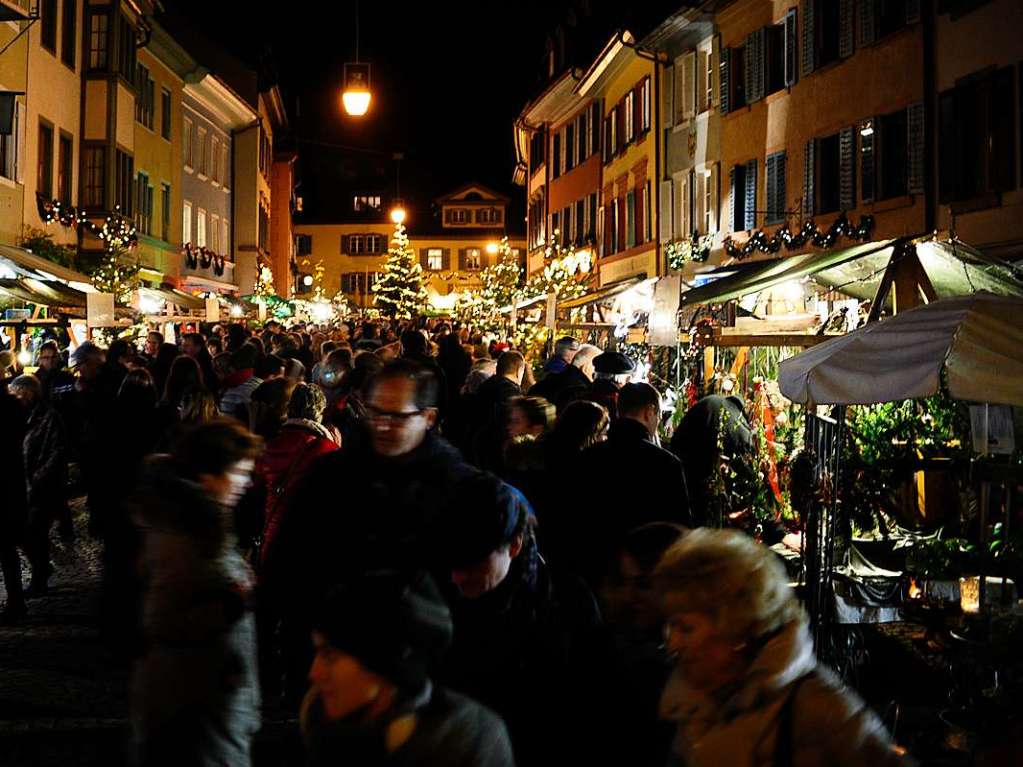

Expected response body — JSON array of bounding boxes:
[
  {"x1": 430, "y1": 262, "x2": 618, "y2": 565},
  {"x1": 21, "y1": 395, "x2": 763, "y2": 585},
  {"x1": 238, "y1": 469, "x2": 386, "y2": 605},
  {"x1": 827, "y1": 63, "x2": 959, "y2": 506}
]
[
  {"x1": 728, "y1": 166, "x2": 737, "y2": 232},
  {"x1": 441, "y1": 248, "x2": 451, "y2": 271},
  {"x1": 800, "y1": 0, "x2": 815, "y2": 78},
  {"x1": 766, "y1": 152, "x2": 787, "y2": 224},
  {"x1": 458, "y1": 248, "x2": 467, "y2": 271},
  {"x1": 838, "y1": 0, "x2": 855, "y2": 59},
  {"x1": 659, "y1": 180, "x2": 673, "y2": 243},
  {"x1": 591, "y1": 102, "x2": 602, "y2": 154},
  {"x1": 744, "y1": 159, "x2": 758, "y2": 231},
  {"x1": 340, "y1": 235, "x2": 348, "y2": 253},
  {"x1": 696, "y1": 51, "x2": 708, "y2": 112},
  {"x1": 719, "y1": 45, "x2": 730, "y2": 115},
  {"x1": 710, "y1": 36, "x2": 721, "y2": 108},
  {"x1": 858, "y1": 0, "x2": 876, "y2": 48},
  {"x1": 634, "y1": 84, "x2": 643, "y2": 135},
  {"x1": 708, "y1": 164, "x2": 719, "y2": 233},
  {"x1": 803, "y1": 139, "x2": 816, "y2": 215},
  {"x1": 907, "y1": 101, "x2": 925, "y2": 195},
  {"x1": 661, "y1": 64, "x2": 673, "y2": 127},
  {"x1": 784, "y1": 9, "x2": 798, "y2": 87},
  {"x1": 745, "y1": 28, "x2": 766, "y2": 104},
  {"x1": 862, "y1": 119, "x2": 876, "y2": 203},
  {"x1": 840, "y1": 126, "x2": 856, "y2": 210},
  {"x1": 682, "y1": 51, "x2": 696, "y2": 119},
  {"x1": 906, "y1": 0, "x2": 921, "y2": 25},
  {"x1": 419, "y1": 249, "x2": 429, "y2": 269}
]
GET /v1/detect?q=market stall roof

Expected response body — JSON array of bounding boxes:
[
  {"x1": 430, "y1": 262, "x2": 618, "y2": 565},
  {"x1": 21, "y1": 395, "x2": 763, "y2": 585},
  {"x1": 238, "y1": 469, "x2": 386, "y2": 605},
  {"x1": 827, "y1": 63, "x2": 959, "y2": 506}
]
[
  {"x1": 0, "y1": 278, "x2": 86, "y2": 307},
  {"x1": 0, "y1": 243, "x2": 94, "y2": 286},
  {"x1": 143, "y1": 285, "x2": 205, "y2": 311},
  {"x1": 778, "y1": 292, "x2": 1023, "y2": 406},
  {"x1": 558, "y1": 276, "x2": 644, "y2": 310},
  {"x1": 679, "y1": 240, "x2": 897, "y2": 306}
]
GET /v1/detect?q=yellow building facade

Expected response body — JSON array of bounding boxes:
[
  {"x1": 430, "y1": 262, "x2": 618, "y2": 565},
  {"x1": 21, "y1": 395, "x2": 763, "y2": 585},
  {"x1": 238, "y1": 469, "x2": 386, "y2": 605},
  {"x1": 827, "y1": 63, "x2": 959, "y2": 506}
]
[{"x1": 0, "y1": 5, "x2": 30, "y2": 246}]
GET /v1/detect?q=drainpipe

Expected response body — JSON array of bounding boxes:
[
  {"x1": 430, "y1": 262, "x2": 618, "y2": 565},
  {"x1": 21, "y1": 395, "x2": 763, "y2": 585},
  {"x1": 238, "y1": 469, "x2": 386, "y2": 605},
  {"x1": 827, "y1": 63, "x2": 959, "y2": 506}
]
[{"x1": 922, "y1": 0, "x2": 937, "y2": 234}]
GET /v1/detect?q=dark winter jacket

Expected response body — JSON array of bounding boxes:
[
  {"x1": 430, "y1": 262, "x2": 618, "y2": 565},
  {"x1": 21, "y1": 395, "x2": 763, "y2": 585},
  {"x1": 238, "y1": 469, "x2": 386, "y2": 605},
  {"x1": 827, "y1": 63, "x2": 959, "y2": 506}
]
[
  {"x1": 22, "y1": 400, "x2": 68, "y2": 520},
  {"x1": 35, "y1": 366, "x2": 75, "y2": 402},
  {"x1": 301, "y1": 683, "x2": 515, "y2": 767},
  {"x1": 0, "y1": 391, "x2": 27, "y2": 535},
  {"x1": 552, "y1": 418, "x2": 691, "y2": 585},
  {"x1": 527, "y1": 365, "x2": 589, "y2": 412},
  {"x1": 441, "y1": 532, "x2": 601, "y2": 766},
  {"x1": 255, "y1": 419, "x2": 339, "y2": 570},
  {"x1": 468, "y1": 375, "x2": 520, "y2": 471},
  {"x1": 130, "y1": 457, "x2": 260, "y2": 767}
]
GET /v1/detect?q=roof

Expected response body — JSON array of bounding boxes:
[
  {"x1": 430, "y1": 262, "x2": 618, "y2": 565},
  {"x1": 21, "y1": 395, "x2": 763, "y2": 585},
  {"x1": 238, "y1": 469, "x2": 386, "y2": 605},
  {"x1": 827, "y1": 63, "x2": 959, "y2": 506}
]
[{"x1": 435, "y1": 183, "x2": 511, "y2": 205}]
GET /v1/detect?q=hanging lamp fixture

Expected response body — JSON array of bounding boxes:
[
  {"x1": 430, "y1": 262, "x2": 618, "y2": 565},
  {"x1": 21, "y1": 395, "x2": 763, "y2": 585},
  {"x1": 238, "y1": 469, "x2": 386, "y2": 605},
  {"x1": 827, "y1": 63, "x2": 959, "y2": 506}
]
[{"x1": 341, "y1": 0, "x2": 372, "y2": 116}]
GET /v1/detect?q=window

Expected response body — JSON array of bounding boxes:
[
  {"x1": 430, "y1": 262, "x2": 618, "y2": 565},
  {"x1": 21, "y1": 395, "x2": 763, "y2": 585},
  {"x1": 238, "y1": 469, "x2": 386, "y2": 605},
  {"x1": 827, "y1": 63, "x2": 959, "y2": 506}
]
[
  {"x1": 577, "y1": 110, "x2": 587, "y2": 160},
  {"x1": 817, "y1": 132, "x2": 842, "y2": 214},
  {"x1": 624, "y1": 91, "x2": 635, "y2": 143},
  {"x1": 646, "y1": 180, "x2": 653, "y2": 243},
  {"x1": 135, "y1": 64, "x2": 154, "y2": 129},
  {"x1": 729, "y1": 160, "x2": 757, "y2": 231},
  {"x1": 609, "y1": 198, "x2": 619, "y2": 253},
  {"x1": 587, "y1": 193, "x2": 598, "y2": 240},
  {"x1": 135, "y1": 172, "x2": 152, "y2": 235},
  {"x1": 116, "y1": 13, "x2": 135, "y2": 82},
  {"x1": 590, "y1": 102, "x2": 601, "y2": 157},
  {"x1": 182, "y1": 200, "x2": 192, "y2": 244},
  {"x1": 297, "y1": 234, "x2": 312, "y2": 255},
  {"x1": 464, "y1": 248, "x2": 482, "y2": 270},
  {"x1": 602, "y1": 114, "x2": 612, "y2": 163},
  {"x1": 703, "y1": 47, "x2": 715, "y2": 112},
  {"x1": 41, "y1": 0, "x2": 57, "y2": 53},
  {"x1": 765, "y1": 153, "x2": 787, "y2": 224},
  {"x1": 766, "y1": 22, "x2": 786, "y2": 96},
  {"x1": 353, "y1": 194, "x2": 381, "y2": 212},
  {"x1": 160, "y1": 183, "x2": 170, "y2": 242},
  {"x1": 57, "y1": 133, "x2": 72, "y2": 203},
  {"x1": 258, "y1": 206, "x2": 268, "y2": 251},
  {"x1": 197, "y1": 127, "x2": 207, "y2": 176},
  {"x1": 37, "y1": 122, "x2": 53, "y2": 198},
  {"x1": 729, "y1": 46, "x2": 746, "y2": 111},
  {"x1": 61, "y1": 0, "x2": 76, "y2": 69},
  {"x1": 258, "y1": 130, "x2": 271, "y2": 178},
  {"x1": 446, "y1": 208, "x2": 471, "y2": 225},
  {"x1": 801, "y1": 0, "x2": 852, "y2": 78},
  {"x1": 625, "y1": 190, "x2": 635, "y2": 249},
  {"x1": 0, "y1": 102, "x2": 21, "y2": 181},
  {"x1": 477, "y1": 207, "x2": 502, "y2": 225},
  {"x1": 859, "y1": 0, "x2": 917, "y2": 46},
  {"x1": 349, "y1": 234, "x2": 365, "y2": 254},
  {"x1": 114, "y1": 149, "x2": 132, "y2": 214},
  {"x1": 562, "y1": 205, "x2": 572, "y2": 246},
  {"x1": 196, "y1": 208, "x2": 206, "y2": 247},
  {"x1": 210, "y1": 214, "x2": 219, "y2": 253},
  {"x1": 427, "y1": 248, "x2": 443, "y2": 271},
  {"x1": 552, "y1": 131, "x2": 561, "y2": 179},
  {"x1": 575, "y1": 199, "x2": 585, "y2": 244},
  {"x1": 82, "y1": 146, "x2": 104, "y2": 207},
  {"x1": 183, "y1": 116, "x2": 193, "y2": 169},
  {"x1": 87, "y1": 11, "x2": 108, "y2": 70},
  {"x1": 940, "y1": 67, "x2": 1015, "y2": 203},
  {"x1": 211, "y1": 137, "x2": 220, "y2": 183},
  {"x1": 640, "y1": 77, "x2": 651, "y2": 133},
  {"x1": 529, "y1": 129, "x2": 545, "y2": 175},
  {"x1": 878, "y1": 109, "x2": 908, "y2": 199},
  {"x1": 366, "y1": 234, "x2": 384, "y2": 254},
  {"x1": 703, "y1": 168, "x2": 716, "y2": 233},
  {"x1": 565, "y1": 123, "x2": 575, "y2": 171},
  {"x1": 160, "y1": 89, "x2": 171, "y2": 140},
  {"x1": 679, "y1": 175, "x2": 691, "y2": 236}
]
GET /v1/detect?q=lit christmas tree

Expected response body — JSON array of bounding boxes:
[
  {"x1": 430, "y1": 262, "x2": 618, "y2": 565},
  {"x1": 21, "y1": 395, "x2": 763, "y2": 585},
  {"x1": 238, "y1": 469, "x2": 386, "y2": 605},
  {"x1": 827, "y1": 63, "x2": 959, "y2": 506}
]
[
  {"x1": 457, "y1": 236, "x2": 523, "y2": 333},
  {"x1": 373, "y1": 223, "x2": 427, "y2": 319}
]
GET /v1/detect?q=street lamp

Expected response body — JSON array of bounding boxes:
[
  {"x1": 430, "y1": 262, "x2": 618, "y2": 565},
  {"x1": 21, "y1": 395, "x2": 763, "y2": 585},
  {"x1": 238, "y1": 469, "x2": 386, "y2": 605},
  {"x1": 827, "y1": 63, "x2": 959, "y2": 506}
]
[
  {"x1": 486, "y1": 242, "x2": 499, "y2": 255},
  {"x1": 390, "y1": 203, "x2": 407, "y2": 225},
  {"x1": 341, "y1": 1, "x2": 372, "y2": 117}
]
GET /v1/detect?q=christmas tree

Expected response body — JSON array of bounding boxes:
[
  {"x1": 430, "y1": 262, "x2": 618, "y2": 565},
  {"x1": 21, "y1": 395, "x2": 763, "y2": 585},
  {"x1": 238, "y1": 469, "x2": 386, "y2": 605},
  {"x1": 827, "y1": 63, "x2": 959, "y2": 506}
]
[
  {"x1": 457, "y1": 236, "x2": 522, "y2": 333},
  {"x1": 374, "y1": 223, "x2": 428, "y2": 319}
]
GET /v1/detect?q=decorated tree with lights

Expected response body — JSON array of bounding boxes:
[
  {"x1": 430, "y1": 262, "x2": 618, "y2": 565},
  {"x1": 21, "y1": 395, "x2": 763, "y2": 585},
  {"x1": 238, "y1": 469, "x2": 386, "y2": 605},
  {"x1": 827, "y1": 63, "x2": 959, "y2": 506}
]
[
  {"x1": 253, "y1": 264, "x2": 276, "y2": 301},
  {"x1": 457, "y1": 237, "x2": 523, "y2": 332},
  {"x1": 90, "y1": 215, "x2": 141, "y2": 303},
  {"x1": 374, "y1": 223, "x2": 427, "y2": 319}
]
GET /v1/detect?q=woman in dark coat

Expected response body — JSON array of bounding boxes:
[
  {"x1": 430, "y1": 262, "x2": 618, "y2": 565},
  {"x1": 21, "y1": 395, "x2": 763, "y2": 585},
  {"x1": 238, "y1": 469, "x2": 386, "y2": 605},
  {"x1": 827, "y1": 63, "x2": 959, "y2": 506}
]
[{"x1": 130, "y1": 419, "x2": 263, "y2": 767}]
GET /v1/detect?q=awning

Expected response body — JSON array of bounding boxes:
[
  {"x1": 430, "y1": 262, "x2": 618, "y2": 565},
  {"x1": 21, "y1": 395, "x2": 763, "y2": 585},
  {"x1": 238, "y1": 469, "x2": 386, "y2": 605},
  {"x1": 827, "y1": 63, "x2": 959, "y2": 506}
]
[
  {"x1": 180, "y1": 274, "x2": 239, "y2": 293},
  {"x1": 558, "y1": 276, "x2": 644, "y2": 309},
  {"x1": 499, "y1": 293, "x2": 548, "y2": 314},
  {"x1": 679, "y1": 240, "x2": 896, "y2": 306},
  {"x1": 0, "y1": 278, "x2": 86, "y2": 307},
  {"x1": 142, "y1": 285, "x2": 205, "y2": 311},
  {"x1": 0, "y1": 243, "x2": 94, "y2": 285}
]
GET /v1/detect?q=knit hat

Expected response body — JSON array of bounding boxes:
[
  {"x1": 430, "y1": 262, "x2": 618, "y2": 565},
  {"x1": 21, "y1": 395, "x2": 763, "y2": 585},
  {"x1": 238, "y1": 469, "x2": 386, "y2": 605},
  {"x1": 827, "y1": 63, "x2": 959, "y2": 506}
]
[
  {"x1": 444, "y1": 473, "x2": 531, "y2": 569},
  {"x1": 313, "y1": 571, "x2": 452, "y2": 692}
]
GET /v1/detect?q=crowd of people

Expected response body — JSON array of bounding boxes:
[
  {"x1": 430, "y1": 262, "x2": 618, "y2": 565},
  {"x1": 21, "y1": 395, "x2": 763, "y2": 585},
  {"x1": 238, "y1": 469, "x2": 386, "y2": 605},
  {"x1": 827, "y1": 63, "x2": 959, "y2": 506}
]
[{"x1": 0, "y1": 318, "x2": 912, "y2": 766}]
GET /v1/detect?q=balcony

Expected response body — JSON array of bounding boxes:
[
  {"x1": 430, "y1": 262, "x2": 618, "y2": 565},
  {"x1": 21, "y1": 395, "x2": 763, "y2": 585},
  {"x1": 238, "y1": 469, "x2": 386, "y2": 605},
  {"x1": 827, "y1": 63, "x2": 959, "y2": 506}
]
[{"x1": 180, "y1": 244, "x2": 237, "y2": 291}]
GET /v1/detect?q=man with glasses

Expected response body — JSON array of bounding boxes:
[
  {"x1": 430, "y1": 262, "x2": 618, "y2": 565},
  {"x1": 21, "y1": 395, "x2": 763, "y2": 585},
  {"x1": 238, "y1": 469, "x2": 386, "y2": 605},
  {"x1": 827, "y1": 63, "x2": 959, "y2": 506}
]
[
  {"x1": 270, "y1": 358, "x2": 478, "y2": 706},
  {"x1": 34, "y1": 340, "x2": 74, "y2": 402}
]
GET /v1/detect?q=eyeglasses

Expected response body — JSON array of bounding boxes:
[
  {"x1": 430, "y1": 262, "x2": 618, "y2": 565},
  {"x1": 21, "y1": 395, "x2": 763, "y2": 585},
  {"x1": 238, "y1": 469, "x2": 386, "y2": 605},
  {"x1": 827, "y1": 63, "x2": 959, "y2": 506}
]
[{"x1": 366, "y1": 405, "x2": 423, "y2": 425}]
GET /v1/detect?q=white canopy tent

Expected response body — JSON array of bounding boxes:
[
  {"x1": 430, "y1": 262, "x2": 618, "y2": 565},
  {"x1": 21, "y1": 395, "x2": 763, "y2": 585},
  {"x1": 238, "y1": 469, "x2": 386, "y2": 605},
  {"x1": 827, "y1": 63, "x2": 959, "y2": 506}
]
[{"x1": 778, "y1": 292, "x2": 1023, "y2": 407}]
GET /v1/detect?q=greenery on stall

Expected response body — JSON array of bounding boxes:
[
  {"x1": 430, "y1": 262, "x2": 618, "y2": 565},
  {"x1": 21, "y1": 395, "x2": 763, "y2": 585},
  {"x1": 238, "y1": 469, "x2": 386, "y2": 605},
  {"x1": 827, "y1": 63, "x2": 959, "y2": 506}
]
[
  {"x1": 905, "y1": 537, "x2": 976, "y2": 579},
  {"x1": 19, "y1": 227, "x2": 82, "y2": 270}
]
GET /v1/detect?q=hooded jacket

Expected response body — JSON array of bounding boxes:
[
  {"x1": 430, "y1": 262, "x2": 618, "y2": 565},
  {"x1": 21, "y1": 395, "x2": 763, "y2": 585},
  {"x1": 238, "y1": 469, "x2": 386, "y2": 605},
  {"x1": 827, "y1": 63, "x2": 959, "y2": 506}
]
[{"x1": 660, "y1": 619, "x2": 911, "y2": 767}]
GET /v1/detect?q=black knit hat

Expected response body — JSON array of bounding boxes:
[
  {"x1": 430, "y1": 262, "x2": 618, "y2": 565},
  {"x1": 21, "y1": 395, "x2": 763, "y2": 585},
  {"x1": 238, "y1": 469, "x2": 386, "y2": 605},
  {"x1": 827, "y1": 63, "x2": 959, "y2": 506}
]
[
  {"x1": 593, "y1": 351, "x2": 636, "y2": 375},
  {"x1": 444, "y1": 473, "x2": 531, "y2": 569},
  {"x1": 313, "y1": 571, "x2": 452, "y2": 692}
]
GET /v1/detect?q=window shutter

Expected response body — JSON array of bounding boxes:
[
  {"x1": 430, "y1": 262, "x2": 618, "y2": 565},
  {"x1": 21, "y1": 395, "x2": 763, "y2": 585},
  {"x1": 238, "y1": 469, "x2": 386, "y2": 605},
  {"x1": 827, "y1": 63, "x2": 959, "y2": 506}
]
[
  {"x1": 745, "y1": 28, "x2": 766, "y2": 104},
  {"x1": 862, "y1": 119, "x2": 876, "y2": 203},
  {"x1": 683, "y1": 51, "x2": 696, "y2": 119},
  {"x1": 694, "y1": 172, "x2": 706, "y2": 236},
  {"x1": 858, "y1": 0, "x2": 877, "y2": 48},
  {"x1": 340, "y1": 235, "x2": 348, "y2": 253},
  {"x1": 766, "y1": 154, "x2": 778, "y2": 224},
  {"x1": 697, "y1": 51, "x2": 708, "y2": 112},
  {"x1": 719, "y1": 45, "x2": 730, "y2": 115},
  {"x1": 784, "y1": 9, "x2": 798, "y2": 87},
  {"x1": 840, "y1": 126, "x2": 856, "y2": 210},
  {"x1": 744, "y1": 159, "x2": 758, "y2": 231},
  {"x1": 906, "y1": 0, "x2": 921, "y2": 24},
  {"x1": 419, "y1": 249, "x2": 429, "y2": 269},
  {"x1": 442, "y1": 248, "x2": 451, "y2": 271},
  {"x1": 708, "y1": 164, "x2": 720, "y2": 233},
  {"x1": 444, "y1": 209, "x2": 452, "y2": 224},
  {"x1": 659, "y1": 180, "x2": 673, "y2": 243},
  {"x1": 636, "y1": 184, "x2": 645, "y2": 243},
  {"x1": 800, "y1": 0, "x2": 815, "y2": 78},
  {"x1": 458, "y1": 248, "x2": 467, "y2": 271},
  {"x1": 728, "y1": 166, "x2": 737, "y2": 232},
  {"x1": 661, "y1": 64, "x2": 673, "y2": 127},
  {"x1": 838, "y1": 0, "x2": 855, "y2": 59},
  {"x1": 14, "y1": 101, "x2": 24, "y2": 184},
  {"x1": 803, "y1": 139, "x2": 816, "y2": 215},
  {"x1": 907, "y1": 101, "x2": 925, "y2": 195},
  {"x1": 710, "y1": 36, "x2": 721, "y2": 108}
]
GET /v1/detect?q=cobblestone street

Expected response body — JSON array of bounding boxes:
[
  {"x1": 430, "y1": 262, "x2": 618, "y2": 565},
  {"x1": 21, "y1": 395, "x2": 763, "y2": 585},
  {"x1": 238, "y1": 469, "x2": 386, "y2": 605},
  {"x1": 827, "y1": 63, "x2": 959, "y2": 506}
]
[{"x1": 0, "y1": 500, "x2": 299, "y2": 766}]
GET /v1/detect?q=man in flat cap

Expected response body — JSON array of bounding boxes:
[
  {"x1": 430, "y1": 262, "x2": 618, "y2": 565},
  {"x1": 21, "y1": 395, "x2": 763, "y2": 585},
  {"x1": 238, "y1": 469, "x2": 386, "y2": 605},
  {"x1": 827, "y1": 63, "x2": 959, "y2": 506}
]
[{"x1": 542, "y1": 336, "x2": 580, "y2": 375}]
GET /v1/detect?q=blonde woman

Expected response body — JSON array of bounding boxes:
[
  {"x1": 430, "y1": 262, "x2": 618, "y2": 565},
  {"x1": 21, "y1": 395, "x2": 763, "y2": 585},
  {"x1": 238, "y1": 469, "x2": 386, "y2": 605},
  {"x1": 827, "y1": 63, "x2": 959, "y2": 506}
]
[{"x1": 655, "y1": 529, "x2": 911, "y2": 767}]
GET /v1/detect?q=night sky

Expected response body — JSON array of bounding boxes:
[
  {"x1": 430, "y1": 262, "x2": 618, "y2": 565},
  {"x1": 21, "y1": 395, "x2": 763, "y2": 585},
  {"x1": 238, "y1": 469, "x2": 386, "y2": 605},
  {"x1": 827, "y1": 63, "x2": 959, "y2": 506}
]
[{"x1": 170, "y1": 1, "x2": 561, "y2": 229}]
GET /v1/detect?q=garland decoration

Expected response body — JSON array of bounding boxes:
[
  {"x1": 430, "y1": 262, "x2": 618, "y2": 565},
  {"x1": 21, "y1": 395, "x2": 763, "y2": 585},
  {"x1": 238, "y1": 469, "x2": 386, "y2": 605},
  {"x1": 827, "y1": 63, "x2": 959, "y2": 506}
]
[
  {"x1": 722, "y1": 214, "x2": 875, "y2": 260},
  {"x1": 183, "y1": 243, "x2": 226, "y2": 276},
  {"x1": 37, "y1": 196, "x2": 139, "y2": 252},
  {"x1": 666, "y1": 234, "x2": 714, "y2": 270}
]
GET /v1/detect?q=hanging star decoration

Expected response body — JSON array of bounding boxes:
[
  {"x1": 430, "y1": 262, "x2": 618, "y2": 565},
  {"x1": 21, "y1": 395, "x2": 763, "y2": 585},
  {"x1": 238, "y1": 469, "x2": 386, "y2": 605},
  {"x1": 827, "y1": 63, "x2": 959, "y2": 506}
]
[{"x1": 722, "y1": 213, "x2": 875, "y2": 260}]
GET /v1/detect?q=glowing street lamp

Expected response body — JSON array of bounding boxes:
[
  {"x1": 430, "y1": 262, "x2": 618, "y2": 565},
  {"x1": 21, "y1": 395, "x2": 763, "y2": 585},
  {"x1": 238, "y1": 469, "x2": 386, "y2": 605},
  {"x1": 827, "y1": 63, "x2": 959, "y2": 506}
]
[
  {"x1": 342, "y1": 63, "x2": 372, "y2": 117},
  {"x1": 390, "y1": 202, "x2": 407, "y2": 225},
  {"x1": 486, "y1": 242, "x2": 499, "y2": 255}
]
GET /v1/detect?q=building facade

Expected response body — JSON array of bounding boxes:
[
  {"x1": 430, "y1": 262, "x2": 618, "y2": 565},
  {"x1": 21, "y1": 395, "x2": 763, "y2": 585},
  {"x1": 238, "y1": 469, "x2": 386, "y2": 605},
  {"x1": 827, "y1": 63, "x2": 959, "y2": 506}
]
[{"x1": 0, "y1": 1, "x2": 32, "y2": 246}]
